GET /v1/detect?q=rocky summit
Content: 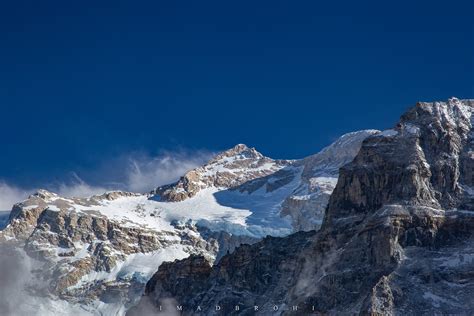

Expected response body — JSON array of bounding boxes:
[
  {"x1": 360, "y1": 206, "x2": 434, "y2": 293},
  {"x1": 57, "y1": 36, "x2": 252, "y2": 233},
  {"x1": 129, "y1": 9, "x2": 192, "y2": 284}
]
[
  {"x1": 0, "y1": 127, "x2": 374, "y2": 315},
  {"x1": 129, "y1": 98, "x2": 474, "y2": 315},
  {"x1": 3, "y1": 98, "x2": 472, "y2": 315}
]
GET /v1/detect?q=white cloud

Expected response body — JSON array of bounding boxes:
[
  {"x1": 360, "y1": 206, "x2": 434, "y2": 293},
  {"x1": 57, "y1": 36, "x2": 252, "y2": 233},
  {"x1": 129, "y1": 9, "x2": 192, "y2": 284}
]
[
  {"x1": 0, "y1": 149, "x2": 215, "y2": 205},
  {"x1": 125, "y1": 150, "x2": 213, "y2": 193},
  {"x1": 0, "y1": 245, "x2": 33, "y2": 315},
  {"x1": 0, "y1": 182, "x2": 31, "y2": 211},
  {"x1": 56, "y1": 173, "x2": 110, "y2": 198},
  {"x1": 0, "y1": 149, "x2": 216, "y2": 312}
]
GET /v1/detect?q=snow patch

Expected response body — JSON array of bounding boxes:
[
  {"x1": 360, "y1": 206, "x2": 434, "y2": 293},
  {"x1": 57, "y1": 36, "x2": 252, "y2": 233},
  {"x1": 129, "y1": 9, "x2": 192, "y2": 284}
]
[{"x1": 380, "y1": 129, "x2": 398, "y2": 137}]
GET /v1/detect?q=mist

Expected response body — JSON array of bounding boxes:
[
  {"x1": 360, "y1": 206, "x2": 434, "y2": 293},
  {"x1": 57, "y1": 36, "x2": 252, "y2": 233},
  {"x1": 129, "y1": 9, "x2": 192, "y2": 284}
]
[
  {"x1": 0, "y1": 182, "x2": 30, "y2": 211},
  {"x1": 0, "y1": 148, "x2": 214, "y2": 214},
  {"x1": 0, "y1": 244, "x2": 33, "y2": 316}
]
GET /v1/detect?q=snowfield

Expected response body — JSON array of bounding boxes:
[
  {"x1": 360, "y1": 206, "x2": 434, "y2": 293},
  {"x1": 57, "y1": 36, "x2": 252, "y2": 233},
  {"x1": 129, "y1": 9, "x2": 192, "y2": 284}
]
[
  {"x1": 0, "y1": 132, "x2": 378, "y2": 316},
  {"x1": 47, "y1": 183, "x2": 298, "y2": 239}
]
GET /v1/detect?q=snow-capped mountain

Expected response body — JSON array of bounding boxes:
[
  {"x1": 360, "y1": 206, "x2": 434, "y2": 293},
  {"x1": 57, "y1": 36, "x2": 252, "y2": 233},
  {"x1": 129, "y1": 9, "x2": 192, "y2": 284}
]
[
  {"x1": 154, "y1": 131, "x2": 378, "y2": 234},
  {"x1": 153, "y1": 143, "x2": 293, "y2": 202},
  {"x1": 131, "y1": 98, "x2": 474, "y2": 315},
  {"x1": 0, "y1": 130, "x2": 376, "y2": 315}
]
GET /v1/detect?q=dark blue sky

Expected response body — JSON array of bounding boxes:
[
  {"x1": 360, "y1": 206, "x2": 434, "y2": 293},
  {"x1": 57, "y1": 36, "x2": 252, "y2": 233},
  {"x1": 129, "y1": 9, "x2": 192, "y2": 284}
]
[{"x1": 0, "y1": 0, "x2": 473, "y2": 188}]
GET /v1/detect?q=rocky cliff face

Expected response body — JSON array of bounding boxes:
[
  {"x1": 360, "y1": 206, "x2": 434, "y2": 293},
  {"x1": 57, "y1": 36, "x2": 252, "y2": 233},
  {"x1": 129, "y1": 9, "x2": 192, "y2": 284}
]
[
  {"x1": 0, "y1": 190, "x2": 220, "y2": 314},
  {"x1": 0, "y1": 131, "x2": 374, "y2": 315},
  {"x1": 131, "y1": 98, "x2": 474, "y2": 315},
  {"x1": 325, "y1": 98, "x2": 474, "y2": 223}
]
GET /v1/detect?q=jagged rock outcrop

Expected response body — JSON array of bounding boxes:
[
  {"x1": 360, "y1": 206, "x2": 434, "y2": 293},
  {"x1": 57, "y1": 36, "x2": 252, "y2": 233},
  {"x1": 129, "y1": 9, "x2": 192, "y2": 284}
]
[
  {"x1": 127, "y1": 255, "x2": 214, "y2": 315},
  {"x1": 153, "y1": 133, "x2": 377, "y2": 233},
  {"x1": 196, "y1": 227, "x2": 260, "y2": 261},
  {"x1": 153, "y1": 144, "x2": 292, "y2": 202},
  {"x1": 0, "y1": 133, "x2": 377, "y2": 315},
  {"x1": 325, "y1": 98, "x2": 474, "y2": 224},
  {"x1": 0, "y1": 190, "x2": 221, "y2": 313},
  {"x1": 131, "y1": 98, "x2": 474, "y2": 315}
]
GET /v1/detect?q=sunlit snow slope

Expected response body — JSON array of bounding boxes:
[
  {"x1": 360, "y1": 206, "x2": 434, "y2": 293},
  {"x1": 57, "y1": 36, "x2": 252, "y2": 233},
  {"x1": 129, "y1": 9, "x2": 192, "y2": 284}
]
[{"x1": 0, "y1": 130, "x2": 377, "y2": 315}]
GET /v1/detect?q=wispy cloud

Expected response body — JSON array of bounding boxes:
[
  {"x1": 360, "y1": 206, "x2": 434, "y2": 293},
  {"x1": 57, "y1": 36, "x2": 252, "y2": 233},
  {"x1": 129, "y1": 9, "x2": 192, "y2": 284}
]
[
  {"x1": 0, "y1": 149, "x2": 215, "y2": 210},
  {"x1": 0, "y1": 149, "x2": 216, "y2": 313},
  {"x1": 125, "y1": 150, "x2": 213, "y2": 193},
  {"x1": 56, "y1": 172, "x2": 110, "y2": 198},
  {"x1": 0, "y1": 182, "x2": 31, "y2": 211}
]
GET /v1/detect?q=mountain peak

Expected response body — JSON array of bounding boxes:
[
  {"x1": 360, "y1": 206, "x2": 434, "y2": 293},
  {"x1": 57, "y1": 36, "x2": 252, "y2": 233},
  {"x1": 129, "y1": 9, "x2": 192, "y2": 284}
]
[
  {"x1": 448, "y1": 96, "x2": 461, "y2": 104},
  {"x1": 30, "y1": 189, "x2": 59, "y2": 201},
  {"x1": 154, "y1": 143, "x2": 287, "y2": 202},
  {"x1": 447, "y1": 96, "x2": 474, "y2": 105},
  {"x1": 135, "y1": 97, "x2": 474, "y2": 316},
  {"x1": 211, "y1": 143, "x2": 263, "y2": 162},
  {"x1": 231, "y1": 143, "x2": 249, "y2": 152}
]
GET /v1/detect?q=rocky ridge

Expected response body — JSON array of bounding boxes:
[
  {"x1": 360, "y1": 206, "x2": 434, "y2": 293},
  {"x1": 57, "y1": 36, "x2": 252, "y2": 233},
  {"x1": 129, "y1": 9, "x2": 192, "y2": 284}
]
[
  {"x1": 1, "y1": 190, "x2": 219, "y2": 314},
  {"x1": 130, "y1": 98, "x2": 474, "y2": 315},
  {"x1": 153, "y1": 144, "x2": 293, "y2": 202},
  {"x1": 153, "y1": 131, "x2": 377, "y2": 232},
  {"x1": 0, "y1": 129, "x2": 375, "y2": 315}
]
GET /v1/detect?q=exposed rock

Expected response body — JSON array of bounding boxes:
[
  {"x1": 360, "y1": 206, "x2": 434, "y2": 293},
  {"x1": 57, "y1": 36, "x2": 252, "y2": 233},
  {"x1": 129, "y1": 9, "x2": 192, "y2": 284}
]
[
  {"x1": 196, "y1": 226, "x2": 260, "y2": 261},
  {"x1": 153, "y1": 132, "x2": 376, "y2": 233},
  {"x1": 0, "y1": 121, "x2": 402, "y2": 315},
  {"x1": 153, "y1": 144, "x2": 292, "y2": 202},
  {"x1": 0, "y1": 191, "x2": 221, "y2": 310},
  {"x1": 128, "y1": 231, "x2": 316, "y2": 315},
  {"x1": 133, "y1": 98, "x2": 474, "y2": 315}
]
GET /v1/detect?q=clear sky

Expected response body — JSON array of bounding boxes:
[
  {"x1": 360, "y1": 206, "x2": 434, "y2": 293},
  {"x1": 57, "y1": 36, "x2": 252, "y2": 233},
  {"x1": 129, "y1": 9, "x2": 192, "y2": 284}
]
[{"x1": 0, "y1": 0, "x2": 473, "y2": 192}]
